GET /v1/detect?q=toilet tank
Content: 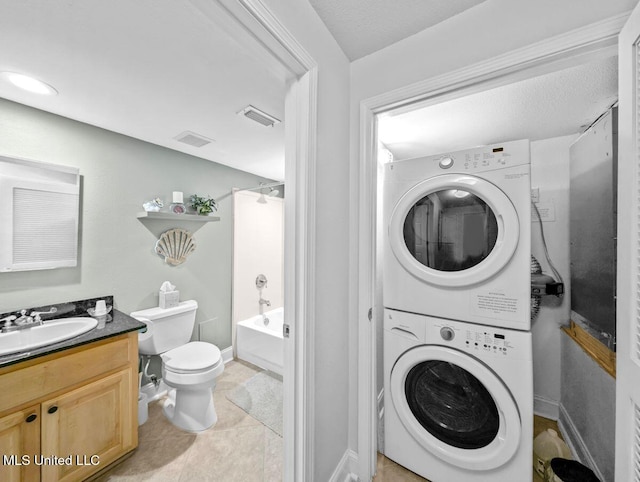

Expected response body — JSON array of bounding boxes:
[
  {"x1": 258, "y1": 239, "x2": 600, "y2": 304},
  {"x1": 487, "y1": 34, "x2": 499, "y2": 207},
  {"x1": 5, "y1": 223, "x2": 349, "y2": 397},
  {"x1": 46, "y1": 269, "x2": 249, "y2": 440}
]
[{"x1": 131, "y1": 300, "x2": 198, "y2": 355}]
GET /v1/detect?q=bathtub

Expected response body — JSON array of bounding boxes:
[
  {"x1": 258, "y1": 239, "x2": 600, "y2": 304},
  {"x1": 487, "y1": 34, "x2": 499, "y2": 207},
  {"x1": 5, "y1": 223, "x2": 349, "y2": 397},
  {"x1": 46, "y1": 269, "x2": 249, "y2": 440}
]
[{"x1": 236, "y1": 307, "x2": 283, "y2": 375}]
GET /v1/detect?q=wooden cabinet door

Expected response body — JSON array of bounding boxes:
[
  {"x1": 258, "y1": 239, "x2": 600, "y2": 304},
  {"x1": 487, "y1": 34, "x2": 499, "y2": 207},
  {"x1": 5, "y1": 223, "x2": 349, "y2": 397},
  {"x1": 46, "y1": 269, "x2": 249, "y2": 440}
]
[
  {"x1": 0, "y1": 405, "x2": 41, "y2": 482},
  {"x1": 40, "y1": 369, "x2": 134, "y2": 482}
]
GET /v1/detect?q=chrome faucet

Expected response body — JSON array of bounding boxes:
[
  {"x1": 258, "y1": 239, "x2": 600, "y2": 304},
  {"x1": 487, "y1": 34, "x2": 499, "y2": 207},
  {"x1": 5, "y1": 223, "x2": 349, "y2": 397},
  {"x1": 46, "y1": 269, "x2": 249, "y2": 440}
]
[{"x1": 259, "y1": 298, "x2": 271, "y2": 307}]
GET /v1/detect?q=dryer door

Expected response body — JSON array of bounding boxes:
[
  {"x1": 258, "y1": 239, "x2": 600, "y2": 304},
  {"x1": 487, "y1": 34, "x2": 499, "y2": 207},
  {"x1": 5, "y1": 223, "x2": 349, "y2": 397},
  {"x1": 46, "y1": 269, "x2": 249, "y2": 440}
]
[
  {"x1": 389, "y1": 344, "x2": 521, "y2": 470},
  {"x1": 388, "y1": 174, "x2": 519, "y2": 287}
]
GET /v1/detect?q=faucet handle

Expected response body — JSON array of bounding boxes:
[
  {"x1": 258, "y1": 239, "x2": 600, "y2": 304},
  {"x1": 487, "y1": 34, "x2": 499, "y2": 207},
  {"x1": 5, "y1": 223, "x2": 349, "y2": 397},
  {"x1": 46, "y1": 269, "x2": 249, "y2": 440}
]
[
  {"x1": 30, "y1": 307, "x2": 57, "y2": 318},
  {"x1": 0, "y1": 315, "x2": 17, "y2": 325},
  {"x1": 256, "y1": 274, "x2": 268, "y2": 289}
]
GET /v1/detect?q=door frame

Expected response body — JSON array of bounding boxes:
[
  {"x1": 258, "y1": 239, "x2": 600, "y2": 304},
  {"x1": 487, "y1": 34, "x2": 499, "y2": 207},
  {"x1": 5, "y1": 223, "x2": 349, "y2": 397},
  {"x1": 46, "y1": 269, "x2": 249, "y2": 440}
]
[
  {"x1": 189, "y1": 1, "x2": 318, "y2": 480},
  {"x1": 355, "y1": 13, "x2": 628, "y2": 481}
]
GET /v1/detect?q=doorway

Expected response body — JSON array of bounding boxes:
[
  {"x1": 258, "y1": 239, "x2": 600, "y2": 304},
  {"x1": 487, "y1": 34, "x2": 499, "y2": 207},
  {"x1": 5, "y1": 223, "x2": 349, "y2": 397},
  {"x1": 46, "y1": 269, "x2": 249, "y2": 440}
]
[{"x1": 356, "y1": 19, "x2": 621, "y2": 482}]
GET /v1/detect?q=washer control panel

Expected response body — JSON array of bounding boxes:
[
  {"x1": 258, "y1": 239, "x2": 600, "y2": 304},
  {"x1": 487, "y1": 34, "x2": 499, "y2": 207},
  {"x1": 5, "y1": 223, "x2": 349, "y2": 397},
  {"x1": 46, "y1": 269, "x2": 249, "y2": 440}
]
[
  {"x1": 431, "y1": 320, "x2": 531, "y2": 361},
  {"x1": 384, "y1": 308, "x2": 532, "y2": 361},
  {"x1": 463, "y1": 329, "x2": 512, "y2": 355}
]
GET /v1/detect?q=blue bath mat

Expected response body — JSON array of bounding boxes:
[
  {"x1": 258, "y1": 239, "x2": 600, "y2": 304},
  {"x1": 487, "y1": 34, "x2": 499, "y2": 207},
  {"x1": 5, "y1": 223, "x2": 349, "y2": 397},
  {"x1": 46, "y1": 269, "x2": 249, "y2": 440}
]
[{"x1": 226, "y1": 370, "x2": 283, "y2": 436}]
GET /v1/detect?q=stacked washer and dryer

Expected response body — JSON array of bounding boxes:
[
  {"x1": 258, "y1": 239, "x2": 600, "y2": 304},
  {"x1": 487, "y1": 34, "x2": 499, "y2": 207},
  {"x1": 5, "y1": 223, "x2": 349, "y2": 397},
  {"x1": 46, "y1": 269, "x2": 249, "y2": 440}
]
[{"x1": 382, "y1": 140, "x2": 533, "y2": 481}]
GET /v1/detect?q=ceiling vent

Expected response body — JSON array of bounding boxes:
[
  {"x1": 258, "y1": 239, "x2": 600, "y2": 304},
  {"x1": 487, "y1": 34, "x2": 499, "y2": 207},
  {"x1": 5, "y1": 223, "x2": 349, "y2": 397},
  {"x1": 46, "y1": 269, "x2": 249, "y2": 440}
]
[
  {"x1": 238, "y1": 105, "x2": 281, "y2": 127},
  {"x1": 174, "y1": 131, "x2": 214, "y2": 148}
]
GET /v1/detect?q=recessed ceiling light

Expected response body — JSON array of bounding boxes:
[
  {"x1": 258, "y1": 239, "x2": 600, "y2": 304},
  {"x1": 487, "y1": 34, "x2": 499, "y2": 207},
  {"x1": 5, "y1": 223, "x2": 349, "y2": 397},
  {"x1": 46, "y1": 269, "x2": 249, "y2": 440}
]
[{"x1": 0, "y1": 72, "x2": 58, "y2": 95}]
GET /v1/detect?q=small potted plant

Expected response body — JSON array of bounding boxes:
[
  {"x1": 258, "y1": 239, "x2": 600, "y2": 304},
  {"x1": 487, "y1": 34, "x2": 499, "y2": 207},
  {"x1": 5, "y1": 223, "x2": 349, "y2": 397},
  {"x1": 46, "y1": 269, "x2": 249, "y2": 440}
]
[{"x1": 189, "y1": 194, "x2": 218, "y2": 215}]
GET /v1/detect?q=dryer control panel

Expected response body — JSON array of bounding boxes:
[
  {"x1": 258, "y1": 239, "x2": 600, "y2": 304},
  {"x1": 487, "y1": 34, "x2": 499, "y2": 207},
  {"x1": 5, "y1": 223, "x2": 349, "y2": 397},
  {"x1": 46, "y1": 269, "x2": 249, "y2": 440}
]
[
  {"x1": 438, "y1": 147, "x2": 522, "y2": 173},
  {"x1": 386, "y1": 139, "x2": 530, "y2": 177}
]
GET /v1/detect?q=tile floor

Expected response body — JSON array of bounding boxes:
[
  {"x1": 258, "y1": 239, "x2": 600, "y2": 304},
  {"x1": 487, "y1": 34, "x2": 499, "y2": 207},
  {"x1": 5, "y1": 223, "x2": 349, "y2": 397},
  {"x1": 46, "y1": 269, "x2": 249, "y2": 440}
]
[
  {"x1": 96, "y1": 359, "x2": 283, "y2": 482},
  {"x1": 97, "y1": 361, "x2": 562, "y2": 482},
  {"x1": 373, "y1": 415, "x2": 563, "y2": 482}
]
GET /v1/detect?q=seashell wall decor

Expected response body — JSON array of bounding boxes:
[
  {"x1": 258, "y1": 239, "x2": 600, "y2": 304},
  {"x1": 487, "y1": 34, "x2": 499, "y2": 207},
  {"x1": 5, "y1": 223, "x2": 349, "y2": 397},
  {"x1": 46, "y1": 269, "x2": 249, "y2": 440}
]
[{"x1": 155, "y1": 228, "x2": 196, "y2": 266}]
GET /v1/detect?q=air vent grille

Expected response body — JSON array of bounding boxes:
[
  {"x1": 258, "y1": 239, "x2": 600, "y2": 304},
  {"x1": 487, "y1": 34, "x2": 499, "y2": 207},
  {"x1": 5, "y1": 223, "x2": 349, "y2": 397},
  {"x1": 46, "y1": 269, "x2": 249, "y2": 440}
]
[
  {"x1": 174, "y1": 131, "x2": 214, "y2": 148},
  {"x1": 238, "y1": 105, "x2": 280, "y2": 127}
]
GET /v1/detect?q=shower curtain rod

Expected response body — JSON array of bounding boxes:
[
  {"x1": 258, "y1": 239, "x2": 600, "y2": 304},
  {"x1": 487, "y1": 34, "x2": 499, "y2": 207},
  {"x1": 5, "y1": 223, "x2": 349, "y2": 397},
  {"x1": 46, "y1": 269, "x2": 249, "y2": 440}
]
[
  {"x1": 236, "y1": 181, "x2": 284, "y2": 192},
  {"x1": 217, "y1": 181, "x2": 284, "y2": 201}
]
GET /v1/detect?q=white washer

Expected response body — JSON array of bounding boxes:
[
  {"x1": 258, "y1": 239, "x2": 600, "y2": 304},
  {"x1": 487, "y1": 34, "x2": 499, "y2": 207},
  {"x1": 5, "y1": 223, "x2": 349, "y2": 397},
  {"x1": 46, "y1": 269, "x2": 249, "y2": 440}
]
[
  {"x1": 383, "y1": 308, "x2": 533, "y2": 482},
  {"x1": 383, "y1": 140, "x2": 531, "y2": 330}
]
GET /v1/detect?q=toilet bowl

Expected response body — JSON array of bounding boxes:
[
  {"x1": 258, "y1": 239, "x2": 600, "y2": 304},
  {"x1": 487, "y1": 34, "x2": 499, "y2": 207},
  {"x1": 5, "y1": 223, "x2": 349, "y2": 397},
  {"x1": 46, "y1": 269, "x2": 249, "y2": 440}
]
[
  {"x1": 161, "y1": 341, "x2": 224, "y2": 431},
  {"x1": 130, "y1": 300, "x2": 225, "y2": 432}
]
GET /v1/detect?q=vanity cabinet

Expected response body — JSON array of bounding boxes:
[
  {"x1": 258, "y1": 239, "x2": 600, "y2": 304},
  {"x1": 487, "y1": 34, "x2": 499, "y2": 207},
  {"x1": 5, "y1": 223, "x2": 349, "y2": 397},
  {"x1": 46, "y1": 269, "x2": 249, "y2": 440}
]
[{"x1": 0, "y1": 332, "x2": 138, "y2": 482}]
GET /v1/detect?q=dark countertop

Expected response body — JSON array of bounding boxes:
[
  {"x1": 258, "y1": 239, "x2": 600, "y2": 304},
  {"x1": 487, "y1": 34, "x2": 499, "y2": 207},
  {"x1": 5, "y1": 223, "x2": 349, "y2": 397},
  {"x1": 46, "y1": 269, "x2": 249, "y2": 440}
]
[{"x1": 0, "y1": 308, "x2": 145, "y2": 369}]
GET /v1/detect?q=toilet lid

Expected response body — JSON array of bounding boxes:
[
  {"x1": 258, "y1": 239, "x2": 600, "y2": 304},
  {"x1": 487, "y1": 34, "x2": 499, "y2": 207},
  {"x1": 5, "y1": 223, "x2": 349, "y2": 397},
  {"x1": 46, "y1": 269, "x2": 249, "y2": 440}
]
[{"x1": 162, "y1": 341, "x2": 222, "y2": 372}]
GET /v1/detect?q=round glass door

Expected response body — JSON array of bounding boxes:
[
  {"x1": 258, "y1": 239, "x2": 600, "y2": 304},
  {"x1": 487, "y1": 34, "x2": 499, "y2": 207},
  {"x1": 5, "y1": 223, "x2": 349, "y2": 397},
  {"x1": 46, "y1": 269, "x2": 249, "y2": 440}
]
[
  {"x1": 403, "y1": 190, "x2": 498, "y2": 272},
  {"x1": 388, "y1": 174, "x2": 519, "y2": 287},
  {"x1": 405, "y1": 360, "x2": 499, "y2": 449},
  {"x1": 390, "y1": 345, "x2": 521, "y2": 470}
]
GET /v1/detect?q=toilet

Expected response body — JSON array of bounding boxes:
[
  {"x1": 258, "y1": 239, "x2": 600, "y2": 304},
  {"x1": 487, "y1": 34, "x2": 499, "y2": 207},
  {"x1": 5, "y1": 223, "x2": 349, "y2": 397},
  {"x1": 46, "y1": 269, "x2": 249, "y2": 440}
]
[{"x1": 130, "y1": 300, "x2": 224, "y2": 432}]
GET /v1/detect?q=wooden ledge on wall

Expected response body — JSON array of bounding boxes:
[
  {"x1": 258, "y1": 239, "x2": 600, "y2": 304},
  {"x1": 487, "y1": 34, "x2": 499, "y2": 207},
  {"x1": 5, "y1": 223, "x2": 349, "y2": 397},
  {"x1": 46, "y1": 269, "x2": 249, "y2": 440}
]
[{"x1": 562, "y1": 320, "x2": 616, "y2": 378}]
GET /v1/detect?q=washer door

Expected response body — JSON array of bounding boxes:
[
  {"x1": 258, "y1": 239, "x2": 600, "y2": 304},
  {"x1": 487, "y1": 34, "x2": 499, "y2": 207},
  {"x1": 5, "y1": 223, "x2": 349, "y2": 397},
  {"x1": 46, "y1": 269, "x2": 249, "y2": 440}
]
[
  {"x1": 388, "y1": 174, "x2": 519, "y2": 287},
  {"x1": 390, "y1": 345, "x2": 521, "y2": 470}
]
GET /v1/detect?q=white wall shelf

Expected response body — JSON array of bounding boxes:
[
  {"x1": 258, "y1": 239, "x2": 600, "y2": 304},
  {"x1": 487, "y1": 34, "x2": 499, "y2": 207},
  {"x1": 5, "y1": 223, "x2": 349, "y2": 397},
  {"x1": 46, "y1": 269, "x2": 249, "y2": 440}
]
[{"x1": 136, "y1": 211, "x2": 220, "y2": 222}]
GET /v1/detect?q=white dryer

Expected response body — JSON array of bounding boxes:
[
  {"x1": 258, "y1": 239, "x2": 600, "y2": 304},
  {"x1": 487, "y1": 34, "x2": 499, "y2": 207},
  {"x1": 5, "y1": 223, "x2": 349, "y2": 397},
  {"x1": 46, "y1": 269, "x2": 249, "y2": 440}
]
[
  {"x1": 383, "y1": 308, "x2": 533, "y2": 482},
  {"x1": 383, "y1": 140, "x2": 531, "y2": 330}
]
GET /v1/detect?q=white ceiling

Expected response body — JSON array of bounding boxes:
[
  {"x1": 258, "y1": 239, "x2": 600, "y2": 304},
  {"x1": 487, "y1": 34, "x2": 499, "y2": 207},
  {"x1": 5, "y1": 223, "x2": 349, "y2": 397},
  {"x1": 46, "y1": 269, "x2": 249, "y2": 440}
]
[
  {"x1": 0, "y1": 2, "x2": 620, "y2": 179},
  {"x1": 378, "y1": 55, "x2": 619, "y2": 161},
  {"x1": 0, "y1": 0, "x2": 289, "y2": 181},
  {"x1": 308, "y1": 0, "x2": 486, "y2": 60}
]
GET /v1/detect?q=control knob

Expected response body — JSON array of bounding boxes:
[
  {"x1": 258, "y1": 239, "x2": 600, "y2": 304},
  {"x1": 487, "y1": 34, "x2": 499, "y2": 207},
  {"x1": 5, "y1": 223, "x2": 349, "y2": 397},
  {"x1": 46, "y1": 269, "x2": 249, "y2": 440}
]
[{"x1": 440, "y1": 326, "x2": 455, "y2": 341}]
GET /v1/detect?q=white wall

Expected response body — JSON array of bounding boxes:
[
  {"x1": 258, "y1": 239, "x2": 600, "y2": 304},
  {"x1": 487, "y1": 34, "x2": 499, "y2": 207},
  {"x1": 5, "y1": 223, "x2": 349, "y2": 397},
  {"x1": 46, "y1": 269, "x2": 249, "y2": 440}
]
[
  {"x1": 530, "y1": 135, "x2": 575, "y2": 417},
  {"x1": 350, "y1": 0, "x2": 634, "y2": 100},
  {"x1": 260, "y1": 1, "x2": 352, "y2": 479},
  {"x1": 0, "y1": 98, "x2": 268, "y2": 351},
  {"x1": 232, "y1": 190, "x2": 284, "y2": 324}
]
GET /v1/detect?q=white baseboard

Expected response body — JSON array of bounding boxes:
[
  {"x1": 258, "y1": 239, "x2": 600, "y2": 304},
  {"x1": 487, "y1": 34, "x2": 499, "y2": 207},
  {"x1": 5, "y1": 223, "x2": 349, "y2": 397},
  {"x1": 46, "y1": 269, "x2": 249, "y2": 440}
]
[
  {"x1": 221, "y1": 346, "x2": 233, "y2": 364},
  {"x1": 534, "y1": 395, "x2": 559, "y2": 420},
  {"x1": 328, "y1": 449, "x2": 358, "y2": 482},
  {"x1": 558, "y1": 403, "x2": 605, "y2": 482}
]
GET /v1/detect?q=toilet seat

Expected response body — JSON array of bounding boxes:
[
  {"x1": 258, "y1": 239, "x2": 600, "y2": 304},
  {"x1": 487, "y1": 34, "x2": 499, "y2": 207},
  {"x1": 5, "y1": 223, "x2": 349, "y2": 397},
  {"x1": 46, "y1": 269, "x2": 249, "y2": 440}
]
[{"x1": 162, "y1": 341, "x2": 222, "y2": 374}]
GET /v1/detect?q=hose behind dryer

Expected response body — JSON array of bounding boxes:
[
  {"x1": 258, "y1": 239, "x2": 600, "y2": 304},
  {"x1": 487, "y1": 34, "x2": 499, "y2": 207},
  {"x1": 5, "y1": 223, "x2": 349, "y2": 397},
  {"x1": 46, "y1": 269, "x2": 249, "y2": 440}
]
[{"x1": 531, "y1": 256, "x2": 542, "y2": 321}]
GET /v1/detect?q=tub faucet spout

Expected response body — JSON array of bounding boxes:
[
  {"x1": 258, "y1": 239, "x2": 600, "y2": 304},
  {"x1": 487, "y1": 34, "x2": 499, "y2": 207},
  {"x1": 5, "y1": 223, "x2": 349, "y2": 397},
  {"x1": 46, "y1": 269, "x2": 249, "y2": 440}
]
[{"x1": 259, "y1": 298, "x2": 271, "y2": 307}]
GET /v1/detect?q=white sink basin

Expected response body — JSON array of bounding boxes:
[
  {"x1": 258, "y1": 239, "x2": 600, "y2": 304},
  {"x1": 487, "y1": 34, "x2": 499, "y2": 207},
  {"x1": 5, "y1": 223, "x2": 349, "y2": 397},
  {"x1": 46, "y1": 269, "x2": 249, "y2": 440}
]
[{"x1": 0, "y1": 317, "x2": 98, "y2": 356}]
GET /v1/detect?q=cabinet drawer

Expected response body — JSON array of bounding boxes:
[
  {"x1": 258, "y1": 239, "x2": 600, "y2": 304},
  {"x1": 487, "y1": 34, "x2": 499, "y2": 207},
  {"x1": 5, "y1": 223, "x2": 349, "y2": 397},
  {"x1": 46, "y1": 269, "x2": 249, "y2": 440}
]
[{"x1": 0, "y1": 335, "x2": 134, "y2": 413}]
